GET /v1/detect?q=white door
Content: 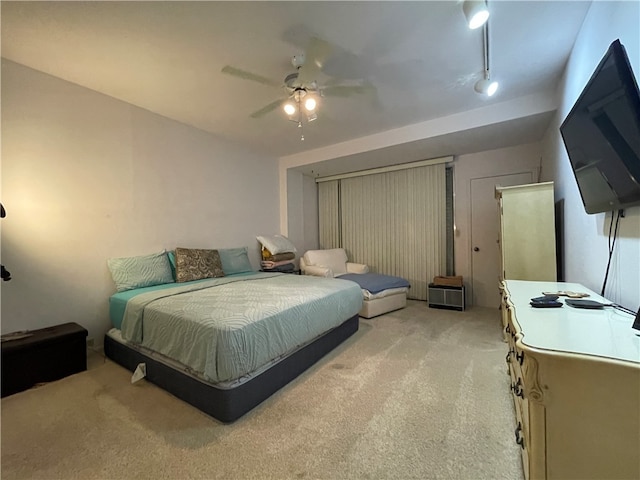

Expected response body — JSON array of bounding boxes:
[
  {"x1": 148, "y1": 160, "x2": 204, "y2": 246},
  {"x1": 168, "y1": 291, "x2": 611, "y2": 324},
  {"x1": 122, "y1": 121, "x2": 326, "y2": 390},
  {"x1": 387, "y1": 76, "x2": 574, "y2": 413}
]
[{"x1": 470, "y1": 173, "x2": 532, "y2": 307}]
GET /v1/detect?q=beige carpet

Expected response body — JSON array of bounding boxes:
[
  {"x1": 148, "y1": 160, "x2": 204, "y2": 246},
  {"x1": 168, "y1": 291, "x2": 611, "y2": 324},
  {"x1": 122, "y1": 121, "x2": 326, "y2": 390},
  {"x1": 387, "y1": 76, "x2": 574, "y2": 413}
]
[{"x1": 1, "y1": 301, "x2": 523, "y2": 480}]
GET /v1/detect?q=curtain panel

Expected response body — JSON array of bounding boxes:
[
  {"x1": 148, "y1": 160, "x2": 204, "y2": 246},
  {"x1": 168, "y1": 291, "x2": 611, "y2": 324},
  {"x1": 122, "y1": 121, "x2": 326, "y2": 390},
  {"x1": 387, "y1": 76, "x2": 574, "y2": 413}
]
[{"x1": 318, "y1": 163, "x2": 446, "y2": 300}]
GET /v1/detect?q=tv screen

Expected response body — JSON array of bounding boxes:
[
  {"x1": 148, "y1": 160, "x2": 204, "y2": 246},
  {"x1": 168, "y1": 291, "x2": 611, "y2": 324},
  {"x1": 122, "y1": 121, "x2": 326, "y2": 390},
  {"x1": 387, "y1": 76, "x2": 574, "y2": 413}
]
[{"x1": 560, "y1": 39, "x2": 640, "y2": 214}]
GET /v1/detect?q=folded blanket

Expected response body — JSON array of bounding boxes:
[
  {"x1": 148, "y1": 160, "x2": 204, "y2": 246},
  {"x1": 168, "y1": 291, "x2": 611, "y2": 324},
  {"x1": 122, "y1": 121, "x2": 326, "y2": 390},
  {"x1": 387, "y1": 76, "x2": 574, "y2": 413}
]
[
  {"x1": 264, "y1": 252, "x2": 295, "y2": 262},
  {"x1": 261, "y1": 259, "x2": 295, "y2": 269},
  {"x1": 261, "y1": 246, "x2": 295, "y2": 259},
  {"x1": 339, "y1": 273, "x2": 410, "y2": 294},
  {"x1": 262, "y1": 263, "x2": 296, "y2": 273}
]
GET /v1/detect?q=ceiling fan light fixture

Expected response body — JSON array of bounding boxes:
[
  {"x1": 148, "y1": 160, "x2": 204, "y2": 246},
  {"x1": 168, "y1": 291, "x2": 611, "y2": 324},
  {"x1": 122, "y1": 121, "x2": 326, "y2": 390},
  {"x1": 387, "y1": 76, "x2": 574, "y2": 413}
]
[
  {"x1": 304, "y1": 96, "x2": 317, "y2": 112},
  {"x1": 283, "y1": 102, "x2": 296, "y2": 116},
  {"x1": 463, "y1": 0, "x2": 489, "y2": 29}
]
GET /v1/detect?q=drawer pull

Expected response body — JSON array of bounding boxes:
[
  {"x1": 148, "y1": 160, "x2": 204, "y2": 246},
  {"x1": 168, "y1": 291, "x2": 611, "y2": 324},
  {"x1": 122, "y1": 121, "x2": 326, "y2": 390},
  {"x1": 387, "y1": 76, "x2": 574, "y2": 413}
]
[
  {"x1": 505, "y1": 324, "x2": 511, "y2": 334},
  {"x1": 511, "y1": 378, "x2": 524, "y2": 398},
  {"x1": 516, "y1": 351, "x2": 524, "y2": 365},
  {"x1": 515, "y1": 422, "x2": 525, "y2": 449},
  {"x1": 505, "y1": 351, "x2": 512, "y2": 364}
]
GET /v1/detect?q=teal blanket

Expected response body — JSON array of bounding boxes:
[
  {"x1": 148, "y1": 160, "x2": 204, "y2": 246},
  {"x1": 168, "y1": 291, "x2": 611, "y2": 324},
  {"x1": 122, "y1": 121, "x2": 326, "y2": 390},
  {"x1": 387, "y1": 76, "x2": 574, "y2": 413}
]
[{"x1": 119, "y1": 273, "x2": 362, "y2": 383}]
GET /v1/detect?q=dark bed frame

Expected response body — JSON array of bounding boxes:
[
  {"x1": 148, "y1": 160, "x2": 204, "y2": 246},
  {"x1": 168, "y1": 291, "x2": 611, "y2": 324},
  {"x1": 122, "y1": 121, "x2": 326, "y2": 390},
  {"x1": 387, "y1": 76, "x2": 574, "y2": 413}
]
[{"x1": 103, "y1": 314, "x2": 359, "y2": 423}]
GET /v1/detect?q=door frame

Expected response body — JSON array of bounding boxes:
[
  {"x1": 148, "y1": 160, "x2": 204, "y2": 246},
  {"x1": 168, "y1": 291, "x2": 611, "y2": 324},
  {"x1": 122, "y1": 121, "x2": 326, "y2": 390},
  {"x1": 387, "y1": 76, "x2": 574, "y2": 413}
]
[{"x1": 469, "y1": 172, "x2": 533, "y2": 307}]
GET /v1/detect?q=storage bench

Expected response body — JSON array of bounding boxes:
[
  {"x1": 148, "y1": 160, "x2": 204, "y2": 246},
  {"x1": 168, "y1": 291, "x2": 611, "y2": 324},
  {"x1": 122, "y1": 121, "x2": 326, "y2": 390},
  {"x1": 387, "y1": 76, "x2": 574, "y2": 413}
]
[{"x1": 1, "y1": 322, "x2": 88, "y2": 397}]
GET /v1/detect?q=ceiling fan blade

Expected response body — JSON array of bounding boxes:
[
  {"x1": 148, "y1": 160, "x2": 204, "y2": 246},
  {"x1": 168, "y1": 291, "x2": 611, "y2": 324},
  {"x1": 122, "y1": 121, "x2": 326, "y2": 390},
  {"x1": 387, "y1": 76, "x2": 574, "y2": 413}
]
[
  {"x1": 322, "y1": 82, "x2": 381, "y2": 110},
  {"x1": 250, "y1": 98, "x2": 287, "y2": 119},
  {"x1": 321, "y1": 84, "x2": 375, "y2": 97},
  {"x1": 221, "y1": 66, "x2": 279, "y2": 87},
  {"x1": 282, "y1": 24, "x2": 314, "y2": 49},
  {"x1": 297, "y1": 36, "x2": 334, "y2": 84}
]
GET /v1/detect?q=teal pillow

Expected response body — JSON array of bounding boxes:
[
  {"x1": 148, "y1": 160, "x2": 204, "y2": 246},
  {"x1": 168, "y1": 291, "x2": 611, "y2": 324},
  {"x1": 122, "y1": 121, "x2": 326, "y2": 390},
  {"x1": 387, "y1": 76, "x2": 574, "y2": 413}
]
[
  {"x1": 219, "y1": 247, "x2": 254, "y2": 275},
  {"x1": 107, "y1": 251, "x2": 173, "y2": 292},
  {"x1": 167, "y1": 250, "x2": 177, "y2": 280}
]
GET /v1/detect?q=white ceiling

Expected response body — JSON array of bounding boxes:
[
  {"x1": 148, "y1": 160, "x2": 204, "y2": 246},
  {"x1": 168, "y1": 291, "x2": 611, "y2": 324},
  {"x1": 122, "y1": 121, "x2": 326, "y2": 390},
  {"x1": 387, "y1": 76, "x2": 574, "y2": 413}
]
[{"x1": 1, "y1": 1, "x2": 592, "y2": 176}]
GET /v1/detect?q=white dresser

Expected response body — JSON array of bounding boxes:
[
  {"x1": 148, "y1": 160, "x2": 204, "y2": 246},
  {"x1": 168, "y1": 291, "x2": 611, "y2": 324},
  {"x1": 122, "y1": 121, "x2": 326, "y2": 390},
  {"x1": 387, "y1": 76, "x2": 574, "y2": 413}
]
[{"x1": 500, "y1": 280, "x2": 640, "y2": 480}]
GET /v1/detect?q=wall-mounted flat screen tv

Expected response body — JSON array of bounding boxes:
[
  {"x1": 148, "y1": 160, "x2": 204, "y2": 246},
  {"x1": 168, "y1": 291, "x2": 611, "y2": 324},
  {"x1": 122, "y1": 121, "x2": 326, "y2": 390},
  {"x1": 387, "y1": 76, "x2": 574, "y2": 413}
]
[{"x1": 560, "y1": 39, "x2": 640, "y2": 214}]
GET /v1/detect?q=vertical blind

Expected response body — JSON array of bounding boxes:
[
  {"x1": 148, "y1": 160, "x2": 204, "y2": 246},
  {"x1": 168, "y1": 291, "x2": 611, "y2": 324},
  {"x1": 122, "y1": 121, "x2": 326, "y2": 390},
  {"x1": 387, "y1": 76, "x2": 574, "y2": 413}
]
[
  {"x1": 318, "y1": 163, "x2": 447, "y2": 300},
  {"x1": 318, "y1": 180, "x2": 341, "y2": 249}
]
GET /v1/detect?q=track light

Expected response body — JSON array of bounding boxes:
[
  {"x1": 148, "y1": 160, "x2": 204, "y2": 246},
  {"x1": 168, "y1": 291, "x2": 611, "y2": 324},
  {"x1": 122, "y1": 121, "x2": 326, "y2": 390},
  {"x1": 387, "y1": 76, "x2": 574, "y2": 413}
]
[
  {"x1": 474, "y1": 75, "x2": 498, "y2": 96},
  {"x1": 463, "y1": 0, "x2": 489, "y2": 29},
  {"x1": 474, "y1": 22, "x2": 499, "y2": 96}
]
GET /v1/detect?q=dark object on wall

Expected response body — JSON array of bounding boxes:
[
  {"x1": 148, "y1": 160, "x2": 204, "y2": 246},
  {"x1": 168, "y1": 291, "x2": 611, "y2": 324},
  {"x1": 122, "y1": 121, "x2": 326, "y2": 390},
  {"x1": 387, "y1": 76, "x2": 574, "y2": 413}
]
[
  {"x1": 1, "y1": 322, "x2": 88, "y2": 397},
  {"x1": 0, "y1": 266, "x2": 10, "y2": 281},
  {"x1": 0, "y1": 202, "x2": 10, "y2": 281},
  {"x1": 560, "y1": 39, "x2": 640, "y2": 215}
]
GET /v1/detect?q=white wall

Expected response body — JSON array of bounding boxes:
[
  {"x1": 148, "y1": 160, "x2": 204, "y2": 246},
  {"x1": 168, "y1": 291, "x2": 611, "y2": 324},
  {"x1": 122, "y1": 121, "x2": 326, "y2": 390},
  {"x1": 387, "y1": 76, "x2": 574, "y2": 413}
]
[
  {"x1": 285, "y1": 171, "x2": 320, "y2": 259},
  {"x1": 540, "y1": 1, "x2": 640, "y2": 310},
  {"x1": 302, "y1": 174, "x2": 319, "y2": 253},
  {"x1": 453, "y1": 142, "x2": 543, "y2": 300},
  {"x1": 0, "y1": 60, "x2": 280, "y2": 340},
  {"x1": 279, "y1": 92, "x2": 557, "y2": 238},
  {"x1": 285, "y1": 169, "x2": 304, "y2": 266}
]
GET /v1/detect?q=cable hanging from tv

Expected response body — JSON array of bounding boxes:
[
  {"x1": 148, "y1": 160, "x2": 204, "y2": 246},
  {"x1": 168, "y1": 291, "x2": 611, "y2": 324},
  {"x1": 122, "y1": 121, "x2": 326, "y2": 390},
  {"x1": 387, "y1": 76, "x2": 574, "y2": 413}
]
[{"x1": 600, "y1": 209, "x2": 622, "y2": 297}]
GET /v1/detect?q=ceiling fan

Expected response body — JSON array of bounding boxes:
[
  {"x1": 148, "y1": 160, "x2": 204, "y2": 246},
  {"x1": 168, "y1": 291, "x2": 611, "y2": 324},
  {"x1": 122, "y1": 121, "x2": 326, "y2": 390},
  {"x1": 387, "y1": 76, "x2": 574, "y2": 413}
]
[{"x1": 221, "y1": 37, "x2": 376, "y2": 124}]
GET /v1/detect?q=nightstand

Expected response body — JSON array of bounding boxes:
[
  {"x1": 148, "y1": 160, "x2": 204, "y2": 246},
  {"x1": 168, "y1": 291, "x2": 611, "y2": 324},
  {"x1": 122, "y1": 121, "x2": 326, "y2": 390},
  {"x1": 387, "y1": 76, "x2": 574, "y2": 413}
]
[{"x1": 1, "y1": 322, "x2": 88, "y2": 397}]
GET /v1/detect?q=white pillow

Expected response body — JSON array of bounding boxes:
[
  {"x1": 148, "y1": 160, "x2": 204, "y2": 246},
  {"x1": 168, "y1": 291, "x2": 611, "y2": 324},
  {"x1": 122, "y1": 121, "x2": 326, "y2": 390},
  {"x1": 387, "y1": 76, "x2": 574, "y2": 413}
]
[
  {"x1": 257, "y1": 235, "x2": 297, "y2": 254},
  {"x1": 303, "y1": 249, "x2": 348, "y2": 276}
]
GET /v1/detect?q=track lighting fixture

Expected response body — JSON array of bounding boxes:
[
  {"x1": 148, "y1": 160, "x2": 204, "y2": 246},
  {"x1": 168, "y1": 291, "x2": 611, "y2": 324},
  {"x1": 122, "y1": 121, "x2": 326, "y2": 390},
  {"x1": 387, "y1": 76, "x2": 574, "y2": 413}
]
[
  {"x1": 474, "y1": 22, "x2": 499, "y2": 97},
  {"x1": 474, "y1": 74, "x2": 498, "y2": 96},
  {"x1": 463, "y1": 0, "x2": 489, "y2": 30}
]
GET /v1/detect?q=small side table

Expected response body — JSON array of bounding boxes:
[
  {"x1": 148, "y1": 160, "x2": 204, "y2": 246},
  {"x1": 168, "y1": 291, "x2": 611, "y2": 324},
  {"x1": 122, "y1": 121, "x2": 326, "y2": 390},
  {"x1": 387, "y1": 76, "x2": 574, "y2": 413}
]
[{"x1": 1, "y1": 322, "x2": 88, "y2": 397}]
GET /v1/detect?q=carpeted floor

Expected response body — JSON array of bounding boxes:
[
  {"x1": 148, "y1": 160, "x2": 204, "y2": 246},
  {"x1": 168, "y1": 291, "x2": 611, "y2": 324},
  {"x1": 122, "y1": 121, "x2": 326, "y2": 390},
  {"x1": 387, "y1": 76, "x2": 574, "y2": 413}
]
[{"x1": 1, "y1": 301, "x2": 524, "y2": 480}]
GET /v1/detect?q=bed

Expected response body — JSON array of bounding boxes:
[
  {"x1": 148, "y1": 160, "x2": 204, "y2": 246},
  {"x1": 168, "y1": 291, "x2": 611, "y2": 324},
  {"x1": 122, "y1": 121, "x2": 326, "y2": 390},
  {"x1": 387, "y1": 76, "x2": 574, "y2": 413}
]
[
  {"x1": 300, "y1": 249, "x2": 411, "y2": 318},
  {"x1": 104, "y1": 271, "x2": 363, "y2": 423},
  {"x1": 340, "y1": 273, "x2": 410, "y2": 319}
]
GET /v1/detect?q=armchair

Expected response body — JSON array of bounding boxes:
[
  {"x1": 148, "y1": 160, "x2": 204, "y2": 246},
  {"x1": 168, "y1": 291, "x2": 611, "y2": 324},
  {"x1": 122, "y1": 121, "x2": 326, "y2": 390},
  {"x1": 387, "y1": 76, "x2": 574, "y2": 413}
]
[{"x1": 300, "y1": 248, "x2": 369, "y2": 278}]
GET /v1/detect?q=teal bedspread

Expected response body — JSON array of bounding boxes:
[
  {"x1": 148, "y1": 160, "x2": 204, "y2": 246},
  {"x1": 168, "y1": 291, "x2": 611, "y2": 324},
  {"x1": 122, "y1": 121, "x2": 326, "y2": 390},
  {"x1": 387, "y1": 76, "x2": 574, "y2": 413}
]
[{"x1": 116, "y1": 273, "x2": 362, "y2": 383}]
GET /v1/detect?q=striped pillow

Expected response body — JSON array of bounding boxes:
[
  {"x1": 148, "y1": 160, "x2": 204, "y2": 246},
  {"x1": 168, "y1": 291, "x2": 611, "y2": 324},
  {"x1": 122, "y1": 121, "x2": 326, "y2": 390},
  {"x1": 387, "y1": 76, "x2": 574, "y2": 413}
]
[{"x1": 107, "y1": 251, "x2": 173, "y2": 292}]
